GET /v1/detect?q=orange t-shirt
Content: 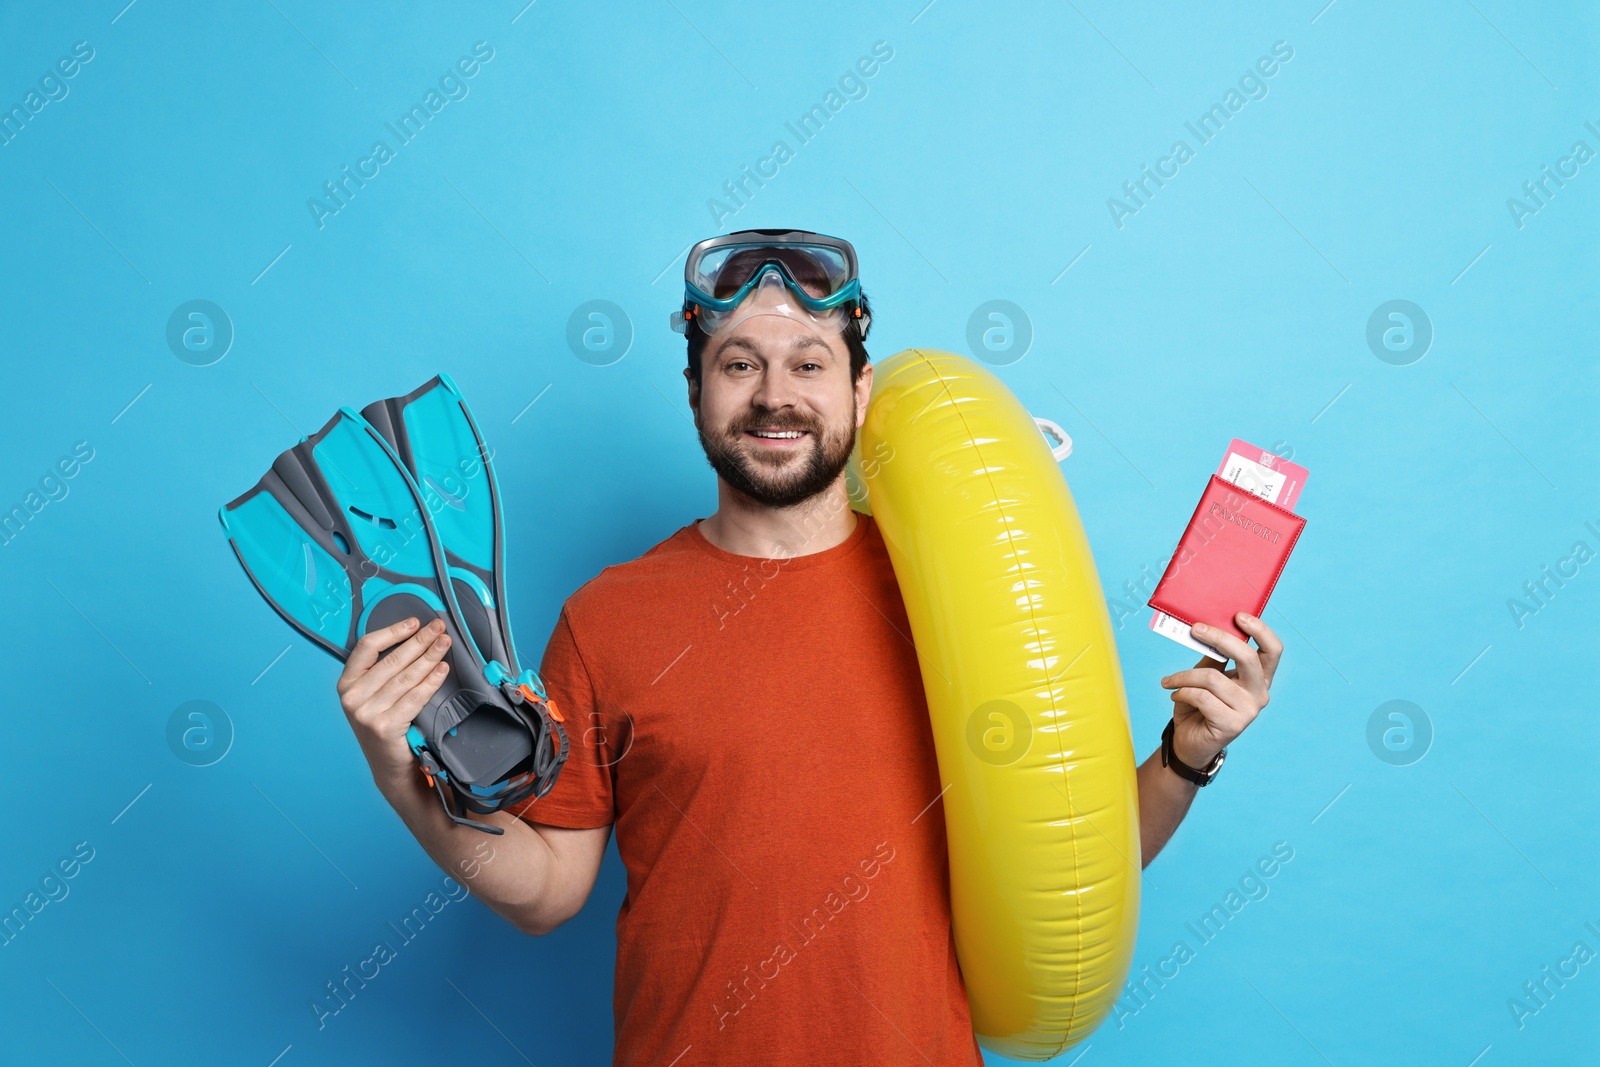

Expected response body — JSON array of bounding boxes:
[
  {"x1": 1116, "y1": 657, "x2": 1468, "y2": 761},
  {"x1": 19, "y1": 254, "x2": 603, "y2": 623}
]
[{"x1": 513, "y1": 510, "x2": 985, "y2": 1066}]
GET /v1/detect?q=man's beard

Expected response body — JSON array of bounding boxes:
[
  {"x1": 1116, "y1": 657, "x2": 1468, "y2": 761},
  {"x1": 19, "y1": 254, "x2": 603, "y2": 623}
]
[{"x1": 696, "y1": 398, "x2": 857, "y2": 510}]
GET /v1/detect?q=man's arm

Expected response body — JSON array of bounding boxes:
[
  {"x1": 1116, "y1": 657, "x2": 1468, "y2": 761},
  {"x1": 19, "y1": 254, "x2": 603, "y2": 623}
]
[
  {"x1": 1136, "y1": 743, "x2": 1200, "y2": 867},
  {"x1": 1136, "y1": 613, "x2": 1282, "y2": 868},
  {"x1": 336, "y1": 616, "x2": 611, "y2": 936},
  {"x1": 381, "y1": 768, "x2": 610, "y2": 936}
]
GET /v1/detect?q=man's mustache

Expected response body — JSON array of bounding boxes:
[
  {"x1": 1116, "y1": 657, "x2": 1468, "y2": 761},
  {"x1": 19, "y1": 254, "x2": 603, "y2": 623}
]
[{"x1": 730, "y1": 417, "x2": 817, "y2": 435}]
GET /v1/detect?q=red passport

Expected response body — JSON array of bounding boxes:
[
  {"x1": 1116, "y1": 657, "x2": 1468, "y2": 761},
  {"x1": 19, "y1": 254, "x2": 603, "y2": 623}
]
[{"x1": 1147, "y1": 473, "x2": 1307, "y2": 644}]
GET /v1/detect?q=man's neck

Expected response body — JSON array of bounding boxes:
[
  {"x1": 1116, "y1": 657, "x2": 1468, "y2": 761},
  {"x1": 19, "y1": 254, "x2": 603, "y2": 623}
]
[{"x1": 696, "y1": 480, "x2": 858, "y2": 559}]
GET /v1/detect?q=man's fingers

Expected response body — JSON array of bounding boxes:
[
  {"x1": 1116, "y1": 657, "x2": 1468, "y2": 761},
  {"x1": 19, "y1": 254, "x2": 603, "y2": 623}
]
[
  {"x1": 1187, "y1": 619, "x2": 1250, "y2": 662},
  {"x1": 1171, "y1": 686, "x2": 1234, "y2": 723},
  {"x1": 1190, "y1": 620, "x2": 1266, "y2": 697},
  {"x1": 341, "y1": 619, "x2": 445, "y2": 706},
  {"x1": 343, "y1": 617, "x2": 422, "y2": 677},
  {"x1": 380, "y1": 661, "x2": 451, "y2": 734},
  {"x1": 369, "y1": 631, "x2": 452, "y2": 713},
  {"x1": 1162, "y1": 668, "x2": 1246, "y2": 706},
  {"x1": 1238, "y1": 613, "x2": 1284, "y2": 685}
]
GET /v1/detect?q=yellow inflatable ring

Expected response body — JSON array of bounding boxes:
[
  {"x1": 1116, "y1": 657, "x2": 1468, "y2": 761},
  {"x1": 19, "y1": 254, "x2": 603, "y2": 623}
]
[{"x1": 846, "y1": 348, "x2": 1140, "y2": 1059}]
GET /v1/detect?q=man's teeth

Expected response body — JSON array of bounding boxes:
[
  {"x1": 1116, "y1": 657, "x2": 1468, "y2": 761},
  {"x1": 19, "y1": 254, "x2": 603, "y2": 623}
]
[{"x1": 750, "y1": 430, "x2": 804, "y2": 438}]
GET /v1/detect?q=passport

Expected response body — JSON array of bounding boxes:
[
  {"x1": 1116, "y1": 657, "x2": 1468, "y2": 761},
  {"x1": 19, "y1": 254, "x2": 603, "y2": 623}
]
[{"x1": 1147, "y1": 471, "x2": 1307, "y2": 657}]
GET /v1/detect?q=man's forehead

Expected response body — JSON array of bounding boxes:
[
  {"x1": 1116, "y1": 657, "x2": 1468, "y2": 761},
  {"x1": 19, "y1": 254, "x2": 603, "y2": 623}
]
[{"x1": 712, "y1": 333, "x2": 842, "y2": 359}]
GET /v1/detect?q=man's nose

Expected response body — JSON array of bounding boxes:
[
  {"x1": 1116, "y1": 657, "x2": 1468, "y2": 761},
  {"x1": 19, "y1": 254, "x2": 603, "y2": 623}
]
[{"x1": 749, "y1": 366, "x2": 800, "y2": 413}]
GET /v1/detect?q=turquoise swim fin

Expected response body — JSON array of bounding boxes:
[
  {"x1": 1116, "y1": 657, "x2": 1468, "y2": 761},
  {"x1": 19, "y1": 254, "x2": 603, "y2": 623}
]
[{"x1": 220, "y1": 375, "x2": 568, "y2": 834}]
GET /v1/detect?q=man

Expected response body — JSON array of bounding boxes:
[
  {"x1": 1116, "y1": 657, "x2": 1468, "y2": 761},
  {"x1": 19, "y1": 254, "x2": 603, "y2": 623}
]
[{"x1": 334, "y1": 229, "x2": 1282, "y2": 1065}]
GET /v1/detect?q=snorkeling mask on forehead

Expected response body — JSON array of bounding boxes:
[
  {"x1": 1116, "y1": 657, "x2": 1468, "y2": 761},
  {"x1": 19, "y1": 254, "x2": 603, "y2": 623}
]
[{"x1": 669, "y1": 229, "x2": 871, "y2": 340}]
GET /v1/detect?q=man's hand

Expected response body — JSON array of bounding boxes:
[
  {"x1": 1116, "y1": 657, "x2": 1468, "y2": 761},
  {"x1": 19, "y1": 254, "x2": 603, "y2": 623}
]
[
  {"x1": 1158, "y1": 612, "x2": 1283, "y2": 768},
  {"x1": 335, "y1": 616, "x2": 452, "y2": 796}
]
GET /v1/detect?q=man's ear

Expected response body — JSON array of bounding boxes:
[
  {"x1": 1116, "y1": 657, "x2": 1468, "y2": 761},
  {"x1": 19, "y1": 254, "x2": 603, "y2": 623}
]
[
  {"x1": 853, "y1": 362, "x2": 873, "y2": 429},
  {"x1": 683, "y1": 367, "x2": 699, "y2": 413}
]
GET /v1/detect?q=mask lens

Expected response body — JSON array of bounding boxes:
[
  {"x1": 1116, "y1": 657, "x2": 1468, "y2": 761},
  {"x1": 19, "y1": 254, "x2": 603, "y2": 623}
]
[
  {"x1": 696, "y1": 270, "x2": 851, "y2": 337},
  {"x1": 692, "y1": 242, "x2": 851, "y2": 303}
]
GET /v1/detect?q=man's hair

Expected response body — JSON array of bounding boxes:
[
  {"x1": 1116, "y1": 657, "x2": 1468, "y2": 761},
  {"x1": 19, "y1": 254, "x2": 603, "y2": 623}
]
[{"x1": 684, "y1": 290, "x2": 873, "y2": 385}]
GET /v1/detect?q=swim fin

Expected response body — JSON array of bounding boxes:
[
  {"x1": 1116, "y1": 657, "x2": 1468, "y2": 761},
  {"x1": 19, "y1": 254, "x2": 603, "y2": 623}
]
[{"x1": 220, "y1": 375, "x2": 568, "y2": 834}]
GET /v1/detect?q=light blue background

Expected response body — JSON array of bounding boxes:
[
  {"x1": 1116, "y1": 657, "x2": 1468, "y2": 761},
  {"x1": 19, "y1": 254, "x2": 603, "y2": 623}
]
[{"x1": 2, "y1": 1, "x2": 1595, "y2": 1063}]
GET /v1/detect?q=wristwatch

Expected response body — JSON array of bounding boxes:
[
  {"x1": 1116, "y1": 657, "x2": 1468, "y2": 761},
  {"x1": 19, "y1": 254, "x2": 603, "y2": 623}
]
[{"x1": 1161, "y1": 719, "x2": 1226, "y2": 787}]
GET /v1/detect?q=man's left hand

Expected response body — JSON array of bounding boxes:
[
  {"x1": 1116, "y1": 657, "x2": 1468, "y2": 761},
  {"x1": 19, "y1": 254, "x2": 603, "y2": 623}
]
[{"x1": 1158, "y1": 612, "x2": 1283, "y2": 768}]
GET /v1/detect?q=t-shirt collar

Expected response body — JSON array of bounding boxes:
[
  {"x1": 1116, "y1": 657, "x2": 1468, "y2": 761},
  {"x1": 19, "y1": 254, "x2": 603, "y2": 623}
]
[{"x1": 686, "y1": 508, "x2": 871, "y2": 572}]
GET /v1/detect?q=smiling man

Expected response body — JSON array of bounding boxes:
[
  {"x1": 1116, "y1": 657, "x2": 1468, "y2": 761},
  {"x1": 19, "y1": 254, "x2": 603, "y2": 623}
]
[{"x1": 334, "y1": 229, "x2": 1284, "y2": 1066}]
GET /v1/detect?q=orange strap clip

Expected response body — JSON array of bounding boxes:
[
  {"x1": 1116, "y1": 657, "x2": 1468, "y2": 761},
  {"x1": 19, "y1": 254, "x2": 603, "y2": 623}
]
[{"x1": 520, "y1": 684, "x2": 564, "y2": 723}]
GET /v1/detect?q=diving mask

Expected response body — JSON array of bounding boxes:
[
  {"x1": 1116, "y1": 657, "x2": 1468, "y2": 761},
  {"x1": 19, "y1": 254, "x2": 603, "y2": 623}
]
[{"x1": 669, "y1": 229, "x2": 870, "y2": 339}]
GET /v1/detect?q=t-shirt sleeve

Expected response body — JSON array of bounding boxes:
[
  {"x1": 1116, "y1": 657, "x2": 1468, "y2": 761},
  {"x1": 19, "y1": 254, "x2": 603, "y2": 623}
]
[{"x1": 508, "y1": 606, "x2": 615, "y2": 830}]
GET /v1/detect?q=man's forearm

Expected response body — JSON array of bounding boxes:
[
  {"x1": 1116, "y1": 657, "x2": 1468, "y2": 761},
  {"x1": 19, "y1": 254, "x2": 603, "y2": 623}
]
[
  {"x1": 382, "y1": 770, "x2": 566, "y2": 935},
  {"x1": 1136, "y1": 745, "x2": 1199, "y2": 868}
]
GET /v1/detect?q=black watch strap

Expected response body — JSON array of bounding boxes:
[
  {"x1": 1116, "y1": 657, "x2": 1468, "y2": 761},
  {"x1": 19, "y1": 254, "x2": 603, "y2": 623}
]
[{"x1": 1161, "y1": 718, "x2": 1226, "y2": 786}]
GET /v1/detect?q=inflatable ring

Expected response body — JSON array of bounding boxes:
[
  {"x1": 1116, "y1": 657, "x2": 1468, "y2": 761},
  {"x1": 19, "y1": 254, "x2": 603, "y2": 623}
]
[{"x1": 846, "y1": 348, "x2": 1140, "y2": 1059}]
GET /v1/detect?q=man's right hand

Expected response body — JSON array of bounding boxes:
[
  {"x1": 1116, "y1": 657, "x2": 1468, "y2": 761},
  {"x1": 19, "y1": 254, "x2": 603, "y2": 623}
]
[
  {"x1": 336, "y1": 616, "x2": 452, "y2": 797},
  {"x1": 333, "y1": 614, "x2": 608, "y2": 939}
]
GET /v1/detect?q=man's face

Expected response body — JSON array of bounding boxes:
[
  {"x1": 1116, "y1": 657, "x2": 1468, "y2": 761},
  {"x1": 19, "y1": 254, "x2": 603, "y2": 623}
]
[{"x1": 686, "y1": 309, "x2": 870, "y2": 510}]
